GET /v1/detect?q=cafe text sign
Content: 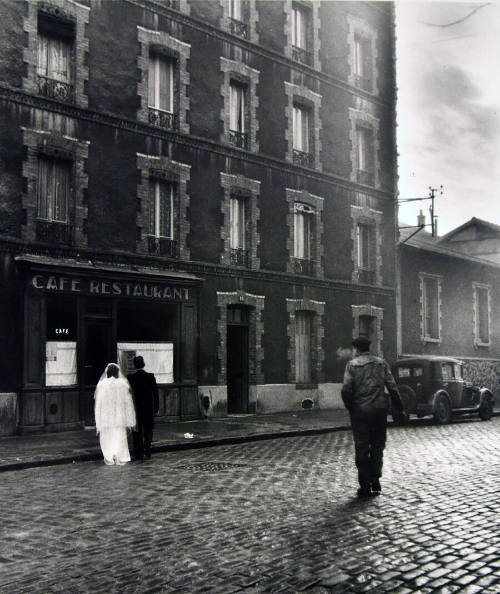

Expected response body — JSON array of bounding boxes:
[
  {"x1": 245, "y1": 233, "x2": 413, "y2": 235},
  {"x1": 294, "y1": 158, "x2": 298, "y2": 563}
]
[{"x1": 30, "y1": 274, "x2": 191, "y2": 301}]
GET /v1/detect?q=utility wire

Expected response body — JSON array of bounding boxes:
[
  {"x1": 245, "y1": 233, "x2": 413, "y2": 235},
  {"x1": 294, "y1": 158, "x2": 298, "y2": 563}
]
[{"x1": 421, "y1": 3, "x2": 490, "y2": 28}]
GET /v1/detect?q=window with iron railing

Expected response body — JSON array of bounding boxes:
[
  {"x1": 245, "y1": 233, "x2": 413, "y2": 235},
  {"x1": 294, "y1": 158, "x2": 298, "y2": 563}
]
[
  {"x1": 148, "y1": 236, "x2": 179, "y2": 257},
  {"x1": 356, "y1": 223, "x2": 374, "y2": 283},
  {"x1": 292, "y1": 45, "x2": 312, "y2": 66},
  {"x1": 229, "y1": 81, "x2": 248, "y2": 149},
  {"x1": 354, "y1": 34, "x2": 372, "y2": 92},
  {"x1": 292, "y1": 105, "x2": 312, "y2": 167},
  {"x1": 37, "y1": 32, "x2": 74, "y2": 103},
  {"x1": 148, "y1": 180, "x2": 178, "y2": 257},
  {"x1": 356, "y1": 126, "x2": 375, "y2": 185},
  {"x1": 292, "y1": 257, "x2": 314, "y2": 276},
  {"x1": 36, "y1": 220, "x2": 73, "y2": 245},
  {"x1": 294, "y1": 202, "x2": 315, "y2": 275},
  {"x1": 37, "y1": 156, "x2": 71, "y2": 223},
  {"x1": 148, "y1": 54, "x2": 177, "y2": 131},
  {"x1": 229, "y1": 195, "x2": 249, "y2": 267},
  {"x1": 229, "y1": 17, "x2": 249, "y2": 39}
]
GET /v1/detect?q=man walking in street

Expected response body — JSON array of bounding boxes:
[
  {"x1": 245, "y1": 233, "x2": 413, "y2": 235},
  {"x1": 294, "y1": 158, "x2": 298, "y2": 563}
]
[
  {"x1": 341, "y1": 336, "x2": 407, "y2": 497},
  {"x1": 127, "y1": 355, "x2": 159, "y2": 460}
]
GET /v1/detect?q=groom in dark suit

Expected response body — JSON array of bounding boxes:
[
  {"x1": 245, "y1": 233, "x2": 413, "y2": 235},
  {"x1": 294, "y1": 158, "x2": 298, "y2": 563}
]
[{"x1": 127, "y1": 355, "x2": 159, "y2": 460}]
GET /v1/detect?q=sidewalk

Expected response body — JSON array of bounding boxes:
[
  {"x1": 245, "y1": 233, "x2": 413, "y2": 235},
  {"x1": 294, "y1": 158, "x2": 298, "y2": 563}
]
[
  {"x1": 1, "y1": 406, "x2": 497, "y2": 472},
  {"x1": 0, "y1": 409, "x2": 351, "y2": 472}
]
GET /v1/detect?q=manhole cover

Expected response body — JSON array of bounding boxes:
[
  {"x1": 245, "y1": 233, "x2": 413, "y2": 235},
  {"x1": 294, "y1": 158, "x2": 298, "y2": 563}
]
[{"x1": 177, "y1": 462, "x2": 248, "y2": 472}]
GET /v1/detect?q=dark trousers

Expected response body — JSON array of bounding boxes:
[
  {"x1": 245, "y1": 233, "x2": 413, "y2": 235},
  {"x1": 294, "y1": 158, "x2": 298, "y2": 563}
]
[
  {"x1": 350, "y1": 408, "x2": 388, "y2": 488},
  {"x1": 133, "y1": 420, "x2": 153, "y2": 459}
]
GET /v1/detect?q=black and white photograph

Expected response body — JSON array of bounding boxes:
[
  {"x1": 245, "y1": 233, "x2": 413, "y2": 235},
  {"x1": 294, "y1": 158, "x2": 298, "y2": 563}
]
[{"x1": 0, "y1": 0, "x2": 498, "y2": 591}]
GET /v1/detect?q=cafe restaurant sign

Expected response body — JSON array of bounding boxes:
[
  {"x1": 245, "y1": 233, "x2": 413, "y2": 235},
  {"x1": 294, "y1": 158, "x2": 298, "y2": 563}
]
[{"x1": 30, "y1": 274, "x2": 191, "y2": 302}]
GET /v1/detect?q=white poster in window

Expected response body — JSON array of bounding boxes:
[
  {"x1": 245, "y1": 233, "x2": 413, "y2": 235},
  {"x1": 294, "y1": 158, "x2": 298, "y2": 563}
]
[
  {"x1": 117, "y1": 342, "x2": 174, "y2": 384},
  {"x1": 45, "y1": 341, "x2": 77, "y2": 386}
]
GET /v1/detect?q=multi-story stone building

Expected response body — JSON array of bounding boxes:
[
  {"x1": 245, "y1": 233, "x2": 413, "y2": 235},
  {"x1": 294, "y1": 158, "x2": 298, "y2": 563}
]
[{"x1": 0, "y1": 0, "x2": 398, "y2": 434}]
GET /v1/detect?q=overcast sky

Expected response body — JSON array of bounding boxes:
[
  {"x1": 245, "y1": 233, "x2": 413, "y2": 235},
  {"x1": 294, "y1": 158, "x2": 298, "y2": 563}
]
[{"x1": 395, "y1": 0, "x2": 500, "y2": 235}]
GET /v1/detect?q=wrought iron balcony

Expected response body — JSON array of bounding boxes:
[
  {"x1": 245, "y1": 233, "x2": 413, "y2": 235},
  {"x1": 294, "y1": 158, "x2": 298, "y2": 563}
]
[
  {"x1": 229, "y1": 17, "x2": 249, "y2": 39},
  {"x1": 293, "y1": 149, "x2": 313, "y2": 168},
  {"x1": 229, "y1": 129, "x2": 249, "y2": 150},
  {"x1": 357, "y1": 268, "x2": 375, "y2": 284},
  {"x1": 354, "y1": 74, "x2": 372, "y2": 92},
  {"x1": 36, "y1": 220, "x2": 73, "y2": 245},
  {"x1": 292, "y1": 257, "x2": 314, "y2": 276},
  {"x1": 148, "y1": 236, "x2": 179, "y2": 258},
  {"x1": 357, "y1": 169, "x2": 374, "y2": 186},
  {"x1": 37, "y1": 75, "x2": 74, "y2": 102},
  {"x1": 148, "y1": 108, "x2": 178, "y2": 131},
  {"x1": 292, "y1": 45, "x2": 313, "y2": 66},
  {"x1": 230, "y1": 248, "x2": 249, "y2": 267}
]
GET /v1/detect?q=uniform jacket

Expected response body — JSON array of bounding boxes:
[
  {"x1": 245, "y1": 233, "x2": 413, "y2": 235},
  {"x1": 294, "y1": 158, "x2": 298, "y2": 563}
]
[
  {"x1": 127, "y1": 369, "x2": 159, "y2": 426},
  {"x1": 341, "y1": 354, "x2": 403, "y2": 413}
]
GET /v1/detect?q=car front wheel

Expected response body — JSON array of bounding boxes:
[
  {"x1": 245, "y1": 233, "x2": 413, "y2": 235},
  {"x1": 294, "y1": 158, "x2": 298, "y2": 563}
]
[{"x1": 434, "y1": 394, "x2": 452, "y2": 424}]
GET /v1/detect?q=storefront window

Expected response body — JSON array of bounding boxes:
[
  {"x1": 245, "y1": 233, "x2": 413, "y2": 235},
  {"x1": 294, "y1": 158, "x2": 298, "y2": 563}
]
[
  {"x1": 117, "y1": 342, "x2": 174, "y2": 384},
  {"x1": 46, "y1": 295, "x2": 77, "y2": 386},
  {"x1": 117, "y1": 301, "x2": 177, "y2": 384}
]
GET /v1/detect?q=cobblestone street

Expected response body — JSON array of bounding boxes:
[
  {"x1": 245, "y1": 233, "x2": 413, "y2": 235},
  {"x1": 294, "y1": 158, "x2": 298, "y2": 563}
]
[{"x1": 1, "y1": 418, "x2": 499, "y2": 594}]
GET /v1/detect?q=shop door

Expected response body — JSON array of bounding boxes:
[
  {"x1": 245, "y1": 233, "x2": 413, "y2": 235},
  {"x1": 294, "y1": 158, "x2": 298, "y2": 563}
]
[
  {"x1": 82, "y1": 318, "x2": 114, "y2": 425},
  {"x1": 227, "y1": 307, "x2": 249, "y2": 414}
]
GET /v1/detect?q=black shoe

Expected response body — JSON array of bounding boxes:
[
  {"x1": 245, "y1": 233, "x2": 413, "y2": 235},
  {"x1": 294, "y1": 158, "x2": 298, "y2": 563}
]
[
  {"x1": 357, "y1": 486, "x2": 373, "y2": 498},
  {"x1": 371, "y1": 479, "x2": 381, "y2": 494}
]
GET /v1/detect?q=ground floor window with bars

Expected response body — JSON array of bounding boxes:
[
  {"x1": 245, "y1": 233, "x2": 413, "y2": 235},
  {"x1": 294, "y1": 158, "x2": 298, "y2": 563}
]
[
  {"x1": 37, "y1": 156, "x2": 71, "y2": 223},
  {"x1": 295, "y1": 310, "x2": 313, "y2": 384}
]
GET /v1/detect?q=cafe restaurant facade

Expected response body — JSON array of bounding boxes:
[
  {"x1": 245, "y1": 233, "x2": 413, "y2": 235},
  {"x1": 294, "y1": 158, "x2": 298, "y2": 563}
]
[{"x1": 2, "y1": 252, "x2": 200, "y2": 433}]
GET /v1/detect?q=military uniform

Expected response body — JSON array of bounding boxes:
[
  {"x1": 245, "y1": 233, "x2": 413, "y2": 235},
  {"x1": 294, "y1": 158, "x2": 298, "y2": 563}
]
[{"x1": 341, "y1": 338, "x2": 405, "y2": 496}]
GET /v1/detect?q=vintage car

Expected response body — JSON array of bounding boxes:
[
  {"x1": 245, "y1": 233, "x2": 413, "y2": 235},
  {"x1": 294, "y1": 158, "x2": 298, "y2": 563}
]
[{"x1": 392, "y1": 356, "x2": 495, "y2": 424}]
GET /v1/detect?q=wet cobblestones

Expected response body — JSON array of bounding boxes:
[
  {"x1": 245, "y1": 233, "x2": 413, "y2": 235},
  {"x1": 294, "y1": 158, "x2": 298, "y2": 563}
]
[{"x1": 0, "y1": 418, "x2": 499, "y2": 593}]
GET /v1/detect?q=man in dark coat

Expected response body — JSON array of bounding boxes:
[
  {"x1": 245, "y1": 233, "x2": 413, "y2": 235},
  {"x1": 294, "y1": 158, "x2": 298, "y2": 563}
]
[
  {"x1": 127, "y1": 355, "x2": 159, "y2": 460},
  {"x1": 341, "y1": 336, "x2": 407, "y2": 497}
]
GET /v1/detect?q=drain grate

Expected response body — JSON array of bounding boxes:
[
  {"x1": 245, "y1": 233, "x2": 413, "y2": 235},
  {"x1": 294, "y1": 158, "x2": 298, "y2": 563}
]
[{"x1": 177, "y1": 462, "x2": 248, "y2": 472}]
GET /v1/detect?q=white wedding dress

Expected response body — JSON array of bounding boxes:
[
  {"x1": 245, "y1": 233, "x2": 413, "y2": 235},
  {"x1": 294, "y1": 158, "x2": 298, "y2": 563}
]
[{"x1": 94, "y1": 365, "x2": 136, "y2": 465}]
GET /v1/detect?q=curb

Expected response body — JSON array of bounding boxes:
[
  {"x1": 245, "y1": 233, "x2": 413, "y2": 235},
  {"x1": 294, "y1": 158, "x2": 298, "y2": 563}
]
[
  {"x1": 2, "y1": 411, "x2": 497, "y2": 473},
  {"x1": 0, "y1": 424, "x2": 352, "y2": 473}
]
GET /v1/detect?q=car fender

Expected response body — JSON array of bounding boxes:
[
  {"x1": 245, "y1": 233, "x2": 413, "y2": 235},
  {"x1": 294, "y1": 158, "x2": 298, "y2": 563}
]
[{"x1": 432, "y1": 390, "x2": 451, "y2": 411}]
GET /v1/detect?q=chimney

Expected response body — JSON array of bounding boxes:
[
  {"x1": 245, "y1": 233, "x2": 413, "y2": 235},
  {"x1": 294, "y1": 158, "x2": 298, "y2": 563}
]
[{"x1": 417, "y1": 209, "x2": 426, "y2": 228}]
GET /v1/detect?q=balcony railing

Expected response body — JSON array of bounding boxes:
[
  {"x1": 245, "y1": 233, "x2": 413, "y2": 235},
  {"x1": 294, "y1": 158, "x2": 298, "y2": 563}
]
[
  {"x1": 148, "y1": 236, "x2": 179, "y2": 258},
  {"x1": 293, "y1": 149, "x2": 313, "y2": 168},
  {"x1": 36, "y1": 220, "x2": 73, "y2": 245},
  {"x1": 292, "y1": 257, "x2": 314, "y2": 276},
  {"x1": 230, "y1": 248, "x2": 249, "y2": 267},
  {"x1": 357, "y1": 169, "x2": 374, "y2": 186},
  {"x1": 357, "y1": 268, "x2": 375, "y2": 284},
  {"x1": 148, "y1": 108, "x2": 178, "y2": 131},
  {"x1": 229, "y1": 129, "x2": 249, "y2": 150},
  {"x1": 37, "y1": 75, "x2": 74, "y2": 102},
  {"x1": 229, "y1": 17, "x2": 249, "y2": 39},
  {"x1": 292, "y1": 45, "x2": 313, "y2": 66},
  {"x1": 354, "y1": 74, "x2": 372, "y2": 92}
]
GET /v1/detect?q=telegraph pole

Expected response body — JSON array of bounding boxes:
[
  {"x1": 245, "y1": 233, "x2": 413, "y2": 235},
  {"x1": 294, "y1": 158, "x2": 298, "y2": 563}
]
[{"x1": 398, "y1": 185, "x2": 443, "y2": 241}]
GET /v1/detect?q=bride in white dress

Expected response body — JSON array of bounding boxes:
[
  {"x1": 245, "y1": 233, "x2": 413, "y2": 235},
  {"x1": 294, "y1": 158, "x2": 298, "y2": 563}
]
[{"x1": 94, "y1": 363, "x2": 136, "y2": 465}]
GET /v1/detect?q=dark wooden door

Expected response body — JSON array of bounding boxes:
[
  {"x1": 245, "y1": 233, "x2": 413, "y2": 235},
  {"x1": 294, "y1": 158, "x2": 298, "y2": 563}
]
[
  {"x1": 227, "y1": 324, "x2": 249, "y2": 414},
  {"x1": 82, "y1": 318, "x2": 114, "y2": 425}
]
